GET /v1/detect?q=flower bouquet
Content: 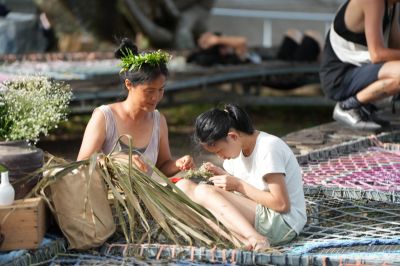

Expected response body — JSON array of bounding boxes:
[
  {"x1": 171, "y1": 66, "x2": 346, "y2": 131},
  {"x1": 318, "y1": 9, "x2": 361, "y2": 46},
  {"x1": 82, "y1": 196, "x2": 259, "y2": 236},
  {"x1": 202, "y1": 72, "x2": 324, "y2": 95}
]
[{"x1": 0, "y1": 75, "x2": 72, "y2": 142}]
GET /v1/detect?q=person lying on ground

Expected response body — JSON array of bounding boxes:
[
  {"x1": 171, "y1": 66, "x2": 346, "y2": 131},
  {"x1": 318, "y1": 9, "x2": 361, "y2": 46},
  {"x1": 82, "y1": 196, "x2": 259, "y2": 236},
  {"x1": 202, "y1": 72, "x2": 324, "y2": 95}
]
[{"x1": 187, "y1": 31, "x2": 262, "y2": 66}]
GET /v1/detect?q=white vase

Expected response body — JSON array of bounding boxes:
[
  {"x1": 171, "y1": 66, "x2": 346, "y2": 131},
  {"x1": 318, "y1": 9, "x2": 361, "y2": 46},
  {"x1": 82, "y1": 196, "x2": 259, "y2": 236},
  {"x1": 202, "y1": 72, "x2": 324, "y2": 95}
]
[{"x1": 0, "y1": 171, "x2": 15, "y2": 206}]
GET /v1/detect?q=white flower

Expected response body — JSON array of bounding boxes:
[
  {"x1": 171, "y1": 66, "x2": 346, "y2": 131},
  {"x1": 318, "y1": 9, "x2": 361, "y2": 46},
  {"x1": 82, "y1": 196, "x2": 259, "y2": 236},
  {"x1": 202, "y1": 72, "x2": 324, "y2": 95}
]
[{"x1": 0, "y1": 75, "x2": 72, "y2": 141}]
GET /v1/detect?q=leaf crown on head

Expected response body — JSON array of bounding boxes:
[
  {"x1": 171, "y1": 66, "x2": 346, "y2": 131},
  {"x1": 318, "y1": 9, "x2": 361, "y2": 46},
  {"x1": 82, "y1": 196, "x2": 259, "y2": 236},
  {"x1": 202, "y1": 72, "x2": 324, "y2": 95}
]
[{"x1": 119, "y1": 48, "x2": 171, "y2": 72}]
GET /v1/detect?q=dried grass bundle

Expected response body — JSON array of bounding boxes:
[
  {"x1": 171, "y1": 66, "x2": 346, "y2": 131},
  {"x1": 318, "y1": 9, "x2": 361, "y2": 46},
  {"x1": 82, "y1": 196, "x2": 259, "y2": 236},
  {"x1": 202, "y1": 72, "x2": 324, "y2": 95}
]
[{"x1": 31, "y1": 136, "x2": 239, "y2": 249}]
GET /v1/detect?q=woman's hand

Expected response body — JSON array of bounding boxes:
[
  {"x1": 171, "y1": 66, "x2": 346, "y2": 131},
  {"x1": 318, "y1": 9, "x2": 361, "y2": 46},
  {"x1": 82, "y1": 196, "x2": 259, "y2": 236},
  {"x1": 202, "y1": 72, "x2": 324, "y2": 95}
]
[
  {"x1": 201, "y1": 162, "x2": 227, "y2": 175},
  {"x1": 113, "y1": 153, "x2": 148, "y2": 173},
  {"x1": 209, "y1": 174, "x2": 240, "y2": 191},
  {"x1": 175, "y1": 155, "x2": 195, "y2": 171},
  {"x1": 131, "y1": 154, "x2": 148, "y2": 173}
]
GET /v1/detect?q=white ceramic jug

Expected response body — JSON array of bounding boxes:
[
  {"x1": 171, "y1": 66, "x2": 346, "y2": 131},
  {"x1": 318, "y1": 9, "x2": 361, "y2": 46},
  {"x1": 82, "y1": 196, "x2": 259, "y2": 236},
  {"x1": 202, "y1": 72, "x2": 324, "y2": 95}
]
[{"x1": 0, "y1": 171, "x2": 15, "y2": 206}]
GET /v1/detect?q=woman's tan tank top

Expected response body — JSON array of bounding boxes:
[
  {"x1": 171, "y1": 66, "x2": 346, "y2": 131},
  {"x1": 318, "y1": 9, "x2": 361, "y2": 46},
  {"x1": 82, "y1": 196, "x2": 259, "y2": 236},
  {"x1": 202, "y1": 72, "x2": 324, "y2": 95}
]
[{"x1": 97, "y1": 105, "x2": 160, "y2": 175}]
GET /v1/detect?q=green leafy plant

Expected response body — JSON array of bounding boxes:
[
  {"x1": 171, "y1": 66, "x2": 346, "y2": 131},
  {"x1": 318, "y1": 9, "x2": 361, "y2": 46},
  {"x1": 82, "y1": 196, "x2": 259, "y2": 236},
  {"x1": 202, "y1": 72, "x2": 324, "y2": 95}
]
[
  {"x1": 0, "y1": 75, "x2": 72, "y2": 142},
  {"x1": 119, "y1": 49, "x2": 170, "y2": 72}
]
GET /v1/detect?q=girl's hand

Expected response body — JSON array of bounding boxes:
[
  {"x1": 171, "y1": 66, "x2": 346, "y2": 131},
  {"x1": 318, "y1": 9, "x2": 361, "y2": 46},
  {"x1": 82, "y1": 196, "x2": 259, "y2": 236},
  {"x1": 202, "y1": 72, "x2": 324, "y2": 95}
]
[
  {"x1": 175, "y1": 155, "x2": 195, "y2": 171},
  {"x1": 202, "y1": 162, "x2": 227, "y2": 175},
  {"x1": 209, "y1": 175, "x2": 240, "y2": 191}
]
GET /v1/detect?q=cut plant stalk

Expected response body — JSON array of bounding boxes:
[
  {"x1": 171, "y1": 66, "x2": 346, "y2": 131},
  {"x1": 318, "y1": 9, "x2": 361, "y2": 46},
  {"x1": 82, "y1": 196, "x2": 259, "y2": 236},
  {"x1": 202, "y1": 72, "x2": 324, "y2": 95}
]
[{"x1": 29, "y1": 135, "x2": 240, "y2": 250}]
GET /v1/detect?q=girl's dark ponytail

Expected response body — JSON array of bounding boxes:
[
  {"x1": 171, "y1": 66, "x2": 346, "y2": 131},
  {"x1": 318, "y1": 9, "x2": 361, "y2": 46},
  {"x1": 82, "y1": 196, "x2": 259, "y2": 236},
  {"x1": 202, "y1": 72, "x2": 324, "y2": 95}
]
[
  {"x1": 194, "y1": 104, "x2": 254, "y2": 144},
  {"x1": 224, "y1": 104, "x2": 254, "y2": 134}
]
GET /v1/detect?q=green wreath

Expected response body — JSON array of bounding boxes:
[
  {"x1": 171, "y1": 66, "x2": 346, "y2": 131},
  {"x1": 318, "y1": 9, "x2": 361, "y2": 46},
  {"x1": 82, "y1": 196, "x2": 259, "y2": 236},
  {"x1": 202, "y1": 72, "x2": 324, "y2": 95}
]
[{"x1": 119, "y1": 48, "x2": 171, "y2": 72}]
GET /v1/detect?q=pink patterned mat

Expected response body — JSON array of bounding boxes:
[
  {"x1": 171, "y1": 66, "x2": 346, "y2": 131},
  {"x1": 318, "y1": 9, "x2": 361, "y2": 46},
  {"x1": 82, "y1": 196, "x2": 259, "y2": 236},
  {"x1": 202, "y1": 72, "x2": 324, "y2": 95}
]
[{"x1": 302, "y1": 146, "x2": 400, "y2": 192}]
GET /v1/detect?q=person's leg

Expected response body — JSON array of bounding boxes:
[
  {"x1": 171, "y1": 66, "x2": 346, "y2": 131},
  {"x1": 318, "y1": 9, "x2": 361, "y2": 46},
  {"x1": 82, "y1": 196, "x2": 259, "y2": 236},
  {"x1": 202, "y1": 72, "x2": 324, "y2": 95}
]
[
  {"x1": 339, "y1": 61, "x2": 400, "y2": 127},
  {"x1": 293, "y1": 30, "x2": 323, "y2": 62},
  {"x1": 176, "y1": 179, "x2": 269, "y2": 249},
  {"x1": 277, "y1": 29, "x2": 303, "y2": 61},
  {"x1": 332, "y1": 63, "x2": 395, "y2": 130},
  {"x1": 303, "y1": 30, "x2": 323, "y2": 49},
  {"x1": 356, "y1": 61, "x2": 400, "y2": 103}
]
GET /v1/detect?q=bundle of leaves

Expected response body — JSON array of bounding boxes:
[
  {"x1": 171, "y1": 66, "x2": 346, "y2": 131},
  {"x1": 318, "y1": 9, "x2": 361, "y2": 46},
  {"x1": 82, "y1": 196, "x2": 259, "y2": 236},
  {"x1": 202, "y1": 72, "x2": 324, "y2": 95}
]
[
  {"x1": 0, "y1": 75, "x2": 72, "y2": 142},
  {"x1": 31, "y1": 137, "x2": 239, "y2": 249}
]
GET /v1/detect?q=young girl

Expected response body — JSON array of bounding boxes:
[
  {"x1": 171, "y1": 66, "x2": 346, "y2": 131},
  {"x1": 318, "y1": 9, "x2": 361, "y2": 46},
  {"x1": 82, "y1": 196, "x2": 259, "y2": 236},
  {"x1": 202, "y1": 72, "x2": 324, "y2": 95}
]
[
  {"x1": 77, "y1": 38, "x2": 194, "y2": 177},
  {"x1": 176, "y1": 104, "x2": 306, "y2": 250}
]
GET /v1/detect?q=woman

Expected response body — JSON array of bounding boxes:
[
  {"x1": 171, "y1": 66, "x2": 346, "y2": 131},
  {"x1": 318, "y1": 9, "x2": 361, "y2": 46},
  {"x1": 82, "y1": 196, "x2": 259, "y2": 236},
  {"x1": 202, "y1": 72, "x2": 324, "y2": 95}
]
[
  {"x1": 320, "y1": 0, "x2": 400, "y2": 130},
  {"x1": 77, "y1": 38, "x2": 194, "y2": 177},
  {"x1": 176, "y1": 104, "x2": 306, "y2": 250}
]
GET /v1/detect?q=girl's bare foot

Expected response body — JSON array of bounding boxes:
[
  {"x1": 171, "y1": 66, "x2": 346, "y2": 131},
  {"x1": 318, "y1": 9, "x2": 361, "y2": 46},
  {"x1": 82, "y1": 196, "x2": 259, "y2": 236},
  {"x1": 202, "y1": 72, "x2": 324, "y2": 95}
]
[
  {"x1": 248, "y1": 236, "x2": 270, "y2": 252},
  {"x1": 253, "y1": 239, "x2": 270, "y2": 252}
]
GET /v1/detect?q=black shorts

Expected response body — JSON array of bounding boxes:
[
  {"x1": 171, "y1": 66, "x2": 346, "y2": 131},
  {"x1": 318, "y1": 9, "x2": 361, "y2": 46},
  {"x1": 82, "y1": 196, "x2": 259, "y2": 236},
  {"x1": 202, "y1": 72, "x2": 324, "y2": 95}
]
[{"x1": 336, "y1": 63, "x2": 384, "y2": 100}]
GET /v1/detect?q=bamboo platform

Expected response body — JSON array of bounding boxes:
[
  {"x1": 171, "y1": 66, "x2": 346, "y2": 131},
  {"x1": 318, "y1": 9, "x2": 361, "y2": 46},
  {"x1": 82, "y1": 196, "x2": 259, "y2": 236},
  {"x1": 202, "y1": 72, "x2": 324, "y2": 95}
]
[
  {"x1": 0, "y1": 51, "x2": 326, "y2": 114},
  {"x1": 1, "y1": 52, "x2": 400, "y2": 266},
  {"x1": 2, "y1": 114, "x2": 400, "y2": 266}
]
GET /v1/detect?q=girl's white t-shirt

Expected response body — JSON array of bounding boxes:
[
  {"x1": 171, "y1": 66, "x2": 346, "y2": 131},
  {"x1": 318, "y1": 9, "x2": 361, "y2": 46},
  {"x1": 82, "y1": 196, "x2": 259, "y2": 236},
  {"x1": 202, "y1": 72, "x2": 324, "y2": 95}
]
[{"x1": 223, "y1": 131, "x2": 307, "y2": 234}]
